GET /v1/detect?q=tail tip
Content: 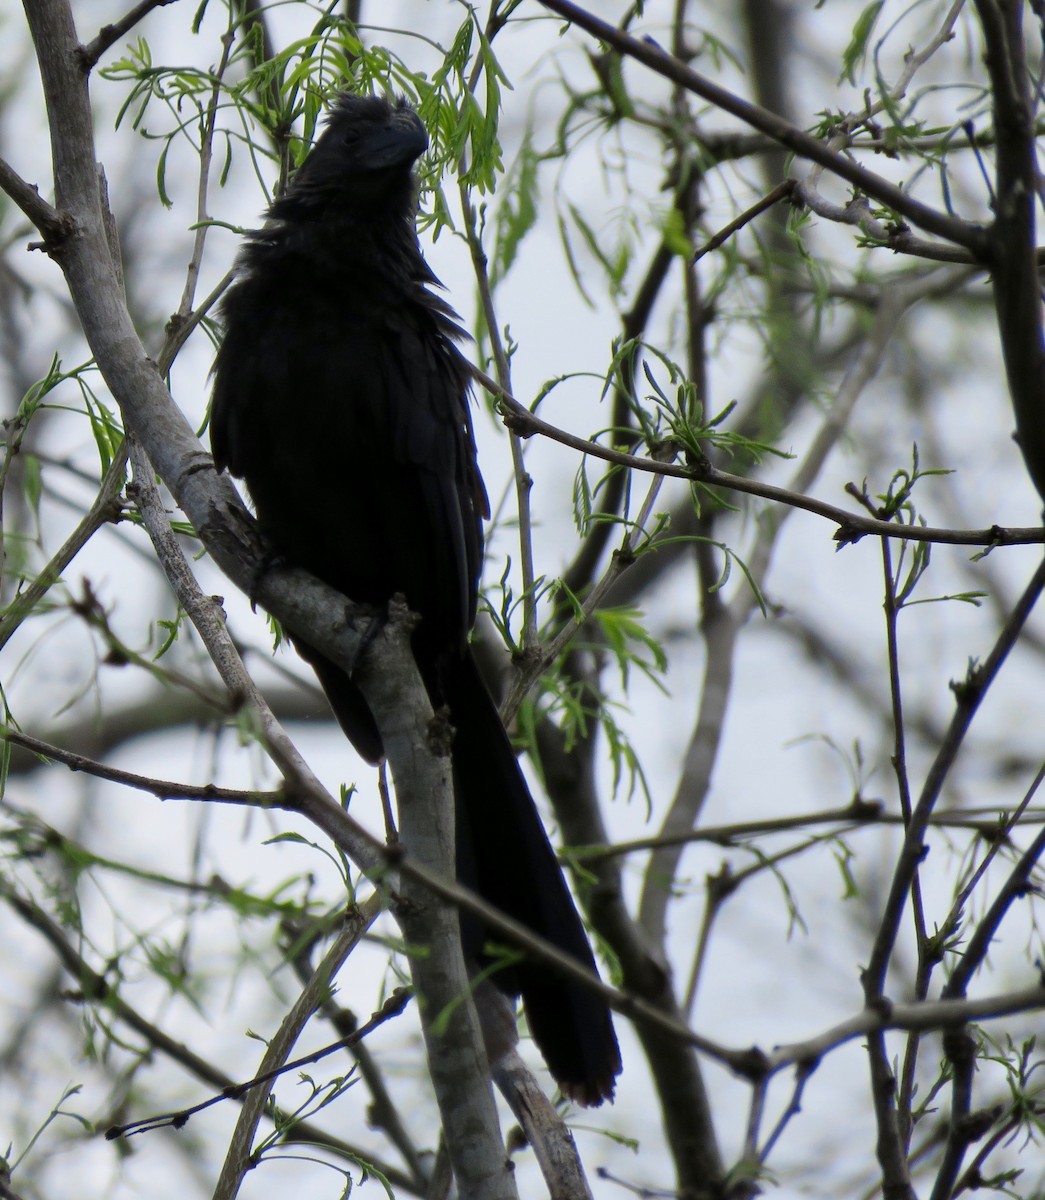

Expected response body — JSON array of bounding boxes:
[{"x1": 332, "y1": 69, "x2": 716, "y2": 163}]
[{"x1": 557, "y1": 1049, "x2": 623, "y2": 1108}]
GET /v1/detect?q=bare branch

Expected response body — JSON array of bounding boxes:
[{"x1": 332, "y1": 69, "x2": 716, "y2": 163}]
[
  {"x1": 211, "y1": 904, "x2": 384, "y2": 1200},
  {"x1": 0, "y1": 155, "x2": 69, "y2": 241},
  {"x1": 766, "y1": 985, "x2": 1045, "y2": 1072},
  {"x1": 972, "y1": 0, "x2": 1045, "y2": 503},
  {"x1": 0, "y1": 444, "x2": 127, "y2": 654},
  {"x1": 479, "y1": 367, "x2": 1045, "y2": 549},
  {"x1": 537, "y1": 0, "x2": 987, "y2": 252},
  {"x1": 77, "y1": 0, "x2": 177, "y2": 71},
  {"x1": 0, "y1": 881, "x2": 418, "y2": 1192},
  {"x1": 0, "y1": 728, "x2": 270, "y2": 803}
]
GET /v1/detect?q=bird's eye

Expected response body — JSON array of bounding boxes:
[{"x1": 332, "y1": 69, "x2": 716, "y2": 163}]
[{"x1": 341, "y1": 129, "x2": 360, "y2": 147}]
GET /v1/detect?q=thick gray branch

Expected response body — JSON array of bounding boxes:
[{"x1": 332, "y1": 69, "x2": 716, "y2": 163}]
[{"x1": 22, "y1": 2, "x2": 514, "y2": 1190}]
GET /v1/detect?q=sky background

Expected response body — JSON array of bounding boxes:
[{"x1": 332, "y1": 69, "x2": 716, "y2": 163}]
[{"x1": 2, "y1": 1, "x2": 1044, "y2": 1197}]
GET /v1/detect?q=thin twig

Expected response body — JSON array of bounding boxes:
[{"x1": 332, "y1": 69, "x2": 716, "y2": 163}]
[
  {"x1": 113, "y1": 936, "x2": 397, "y2": 1141},
  {"x1": 945, "y1": 801, "x2": 1045, "y2": 1003},
  {"x1": 282, "y1": 922, "x2": 430, "y2": 1192},
  {"x1": 573, "y1": 801, "x2": 1044, "y2": 862},
  {"x1": 77, "y1": 0, "x2": 178, "y2": 71},
  {"x1": 537, "y1": 0, "x2": 986, "y2": 253},
  {"x1": 947, "y1": 758, "x2": 1045, "y2": 941},
  {"x1": 157, "y1": 269, "x2": 235, "y2": 375},
  {"x1": 0, "y1": 156, "x2": 70, "y2": 240},
  {"x1": 693, "y1": 179, "x2": 796, "y2": 262},
  {"x1": 930, "y1": 798, "x2": 1045, "y2": 1198},
  {"x1": 0, "y1": 881, "x2": 418, "y2": 1193},
  {"x1": 499, "y1": 459, "x2": 671, "y2": 721},
  {"x1": 0, "y1": 443, "x2": 127, "y2": 654},
  {"x1": 198, "y1": 901, "x2": 384, "y2": 1200},
  {"x1": 864, "y1": 554, "x2": 1045, "y2": 995},
  {"x1": 557, "y1": 241, "x2": 673, "y2": 610},
  {"x1": 174, "y1": 26, "x2": 236, "y2": 322},
  {"x1": 764, "y1": 984, "x2": 1045, "y2": 1073},
  {"x1": 759, "y1": 1060, "x2": 816, "y2": 1164},
  {"x1": 0, "y1": 728, "x2": 274, "y2": 803},
  {"x1": 475, "y1": 365, "x2": 1045, "y2": 548},
  {"x1": 458, "y1": 6, "x2": 537, "y2": 649},
  {"x1": 881, "y1": 534, "x2": 930, "y2": 1151}
]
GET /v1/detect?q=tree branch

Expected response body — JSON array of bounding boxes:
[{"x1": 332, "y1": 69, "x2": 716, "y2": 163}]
[
  {"x1": 19, "y1": 5, "x2": 512, "y2": 1176},
  {"x1": 0, "y1": 155, "x2": 70, "y2": 241},
  {"x1": 77, "y1": 0, "x2": 177, "y2": 71},
  {"x1": 765, "y1": 985, "x2": 1045, "y2": 1073},
  {"x1": 973, "y1": 0, "x2": 1045, "y2": 504},
  {"x1": 0, "y1": 880, "x2": 418, "y2": 1193},
  {"x1": 0, "y1": 728, "x2": 270, "y2": 803},
  {"x1": 537, "y1": 0, "x2": 987, "y2": 252},
  {"x1": 479, "y1": 367, "x2": 1045, "y2": 548},
  {"x1": 211, "y1": 903, "x2": 383, "y2": 1200}
]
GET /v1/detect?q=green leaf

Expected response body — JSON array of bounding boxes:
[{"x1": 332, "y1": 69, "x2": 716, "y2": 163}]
[
  {"x1": 21, "y1": 454, "x2": 42, "y2": 518},
  {"x1": 492, "y1": 126, "x2": 539, "y2": 284},
  {"x1": 153, "y1": 616, "x2": 180, "y2": 659},
  {"x1": 660, "y1": 206, "x2": 695, "y2": 259},
  {"x1": 566, "y1": 202, "x2": 630, "y2": 299},
  {"x1": 840, "y1": 1, "x2": 884, "y2": 85},
  {"x1": 572, "y1": 457, "x2": 593, "y2": 535}
]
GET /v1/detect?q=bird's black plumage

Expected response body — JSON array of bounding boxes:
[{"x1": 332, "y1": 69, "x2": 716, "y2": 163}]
[{"x1": 210, "y1": 93, "x2": 621, "y2": 1105}]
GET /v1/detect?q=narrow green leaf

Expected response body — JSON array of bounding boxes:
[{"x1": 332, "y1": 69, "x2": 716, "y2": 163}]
[{"x1": 841, "y1": 1, "x2": 884, "y2": 85}]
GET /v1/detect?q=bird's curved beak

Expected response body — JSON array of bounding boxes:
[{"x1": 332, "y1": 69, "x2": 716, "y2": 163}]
[{"x1": 365, "y1": 110, "x2": 429, "y2": 171}]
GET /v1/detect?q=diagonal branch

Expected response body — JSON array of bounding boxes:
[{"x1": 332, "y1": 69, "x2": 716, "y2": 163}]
[
  {"x1": 0, "y1": 155, "x2": 70, "y2": 240},
  {"x1": 973, "y1": 0, "x2": 1045, "y2": 504},
  {"x1": 482, "y1": 368, "x2": 1045, "y2": 549},
  {"x1": 77, "y1": 0, "x2": 177, "y2": 71},
  {"x1": 537, "y1": 0, "x2": 987, "y2": 252},
  {"x1": 0, "y1": 880, "x2": 418, "y2": 1192},
  {"x1": 23, "y1": 1, "x2": 513, "y2": 1182},
  {"x1": 211, "y1": 902, "x2": 384, "y2": 1200}
]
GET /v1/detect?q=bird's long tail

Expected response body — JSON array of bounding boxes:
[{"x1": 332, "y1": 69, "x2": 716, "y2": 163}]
[{"x1": 441, "y1": 650, "x2": 621, "y2": 1106}]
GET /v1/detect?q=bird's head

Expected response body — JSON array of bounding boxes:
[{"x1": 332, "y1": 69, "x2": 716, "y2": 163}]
[{"x1": 283, "y1": 93, "x2": 429, "y2": 215}]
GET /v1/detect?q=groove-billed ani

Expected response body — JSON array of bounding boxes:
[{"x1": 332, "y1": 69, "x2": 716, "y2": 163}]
[{"x1": 210, "y1": 93, "x2": 621, "y2": 1105}]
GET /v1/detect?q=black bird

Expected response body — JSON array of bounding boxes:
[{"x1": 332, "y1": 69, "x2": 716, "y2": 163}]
[{"x1": 210, "y1": 93, "x2": 621, "y2": 1105}]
